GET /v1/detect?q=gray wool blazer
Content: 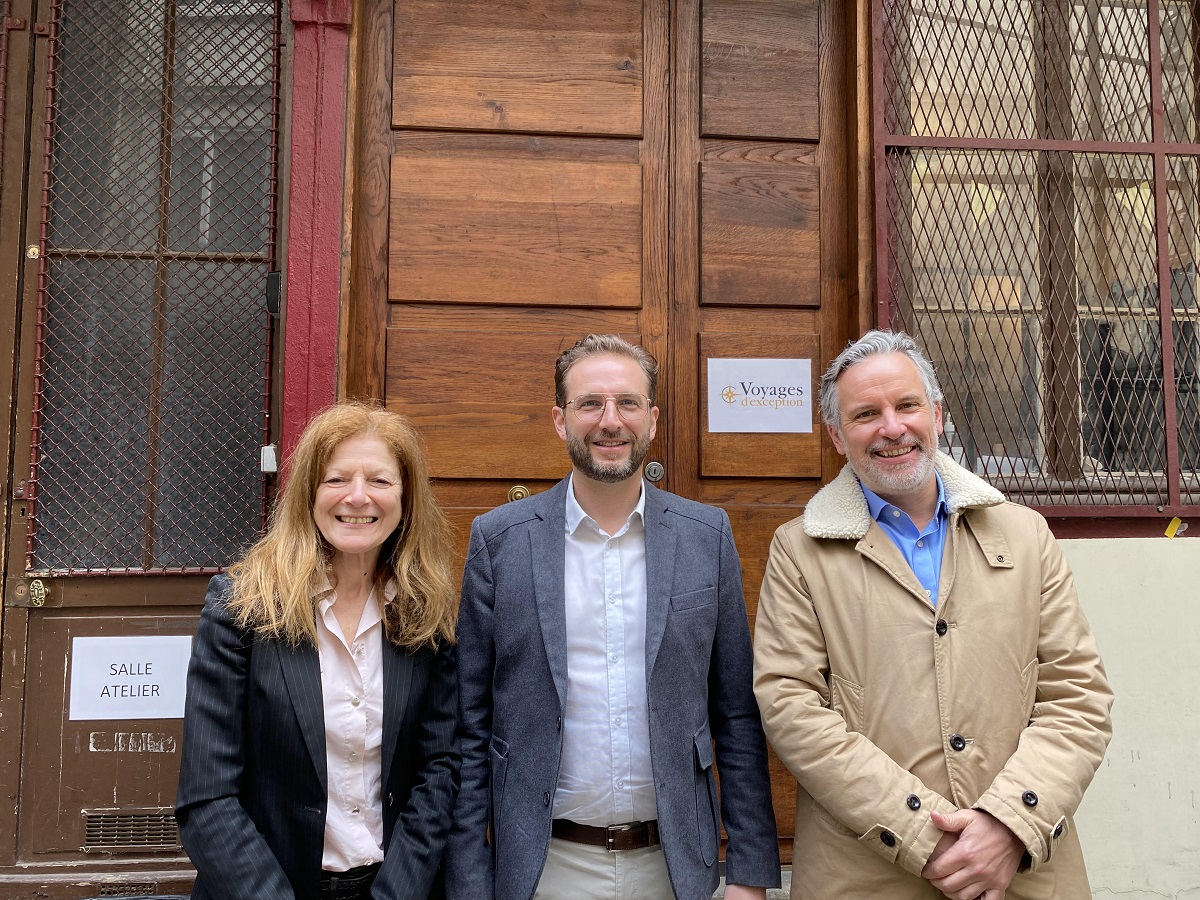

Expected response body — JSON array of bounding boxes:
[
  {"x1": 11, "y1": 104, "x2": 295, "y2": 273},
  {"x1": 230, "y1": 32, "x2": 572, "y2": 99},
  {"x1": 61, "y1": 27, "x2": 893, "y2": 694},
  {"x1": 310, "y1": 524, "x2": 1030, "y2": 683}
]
[{"x1": 446, "y1": 478, "x2": 779, "y2": 900}]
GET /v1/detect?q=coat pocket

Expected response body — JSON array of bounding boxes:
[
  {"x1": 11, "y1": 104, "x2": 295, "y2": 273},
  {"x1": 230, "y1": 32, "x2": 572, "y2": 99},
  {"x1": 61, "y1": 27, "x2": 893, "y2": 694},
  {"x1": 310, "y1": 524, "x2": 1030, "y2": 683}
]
[
  {"x1": 489, "y1": 734, "x2": 510, "y2": 852},
  {"x1": 693, "y1": 721, "x2": 720, "y2": 866},
  {"x1": 670, "y1": 586, "x2": 716, "y2": 612},
  {"x1": 829, "y1": 673, "x2": 866, "y2": 732}
]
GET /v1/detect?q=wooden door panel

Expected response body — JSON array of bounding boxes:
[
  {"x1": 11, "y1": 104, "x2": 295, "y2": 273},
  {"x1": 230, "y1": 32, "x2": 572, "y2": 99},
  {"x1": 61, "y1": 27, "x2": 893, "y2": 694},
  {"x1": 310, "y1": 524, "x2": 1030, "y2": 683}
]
[
  {"x1": 701, "y1": 0, "x2": 820, "y2": 140},
  {"x1": 700, "y1": 159, "x2": 821, "y2": 307},
  {"x1": 390, "y1": 152, "x2": 643, "y2": 307},
  {"x1": 386, "y1": 329, "x2": 564, "y2": 478},
  {"x1": 387, "y1": 328, "x2": 638, "y2": 480},
  {"x1": 394, "y1": 0, "x2": 643, "y2": 135}
]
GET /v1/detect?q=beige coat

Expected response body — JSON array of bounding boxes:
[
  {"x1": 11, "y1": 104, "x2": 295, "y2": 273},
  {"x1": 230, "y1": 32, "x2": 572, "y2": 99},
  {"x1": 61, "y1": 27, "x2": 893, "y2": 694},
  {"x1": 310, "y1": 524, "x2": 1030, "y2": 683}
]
[{"x1": 754, "y1": 454, "x2": 1113, "y2": 899}]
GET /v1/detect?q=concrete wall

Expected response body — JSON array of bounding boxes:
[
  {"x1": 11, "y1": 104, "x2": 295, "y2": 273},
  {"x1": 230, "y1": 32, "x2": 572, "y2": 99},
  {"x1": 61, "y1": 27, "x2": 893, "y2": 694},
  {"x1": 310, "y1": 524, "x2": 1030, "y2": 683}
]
[{"x1": 1062, "y1": 537, "x2": 1200, "y2": 900}]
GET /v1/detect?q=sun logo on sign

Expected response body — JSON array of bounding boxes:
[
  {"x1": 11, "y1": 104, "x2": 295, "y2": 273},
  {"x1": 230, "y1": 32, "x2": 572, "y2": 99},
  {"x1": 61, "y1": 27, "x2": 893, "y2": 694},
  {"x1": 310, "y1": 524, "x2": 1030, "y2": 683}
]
[{"x1": 721, "y1": 385, "x2": 739, "y2": 404}]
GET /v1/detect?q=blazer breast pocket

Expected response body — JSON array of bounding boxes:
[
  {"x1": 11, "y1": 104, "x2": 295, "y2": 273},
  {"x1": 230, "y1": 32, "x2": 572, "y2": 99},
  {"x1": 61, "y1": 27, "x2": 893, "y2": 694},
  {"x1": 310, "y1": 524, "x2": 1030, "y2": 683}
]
[{"x1": 670, "y1": 586, "x2": 716, "y2": 612}]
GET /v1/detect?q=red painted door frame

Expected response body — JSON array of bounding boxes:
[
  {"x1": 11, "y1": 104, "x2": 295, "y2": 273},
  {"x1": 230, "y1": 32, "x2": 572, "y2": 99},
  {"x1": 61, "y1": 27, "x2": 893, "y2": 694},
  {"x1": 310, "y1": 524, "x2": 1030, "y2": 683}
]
[{"x1": 282, "y1": 0, "x2": 351, "y2": 457}]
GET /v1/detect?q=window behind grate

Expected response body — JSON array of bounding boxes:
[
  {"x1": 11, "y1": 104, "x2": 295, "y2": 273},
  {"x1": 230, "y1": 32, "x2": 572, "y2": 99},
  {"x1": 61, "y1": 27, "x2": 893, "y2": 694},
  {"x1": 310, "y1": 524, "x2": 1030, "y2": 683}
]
[
  {"x1": 873, "y1": 0, "x2": 1200, "y2": 514},
  {"x1": 27, "y1": 0, "x2": 280, "y2": 572}
]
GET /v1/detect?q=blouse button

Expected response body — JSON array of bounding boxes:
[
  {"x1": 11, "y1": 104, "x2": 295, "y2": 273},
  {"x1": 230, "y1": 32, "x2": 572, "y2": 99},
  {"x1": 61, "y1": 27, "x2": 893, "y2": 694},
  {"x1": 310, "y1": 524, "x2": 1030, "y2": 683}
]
[{"x1": 351, "y1": 696, "x2": 361, "y2": 707}]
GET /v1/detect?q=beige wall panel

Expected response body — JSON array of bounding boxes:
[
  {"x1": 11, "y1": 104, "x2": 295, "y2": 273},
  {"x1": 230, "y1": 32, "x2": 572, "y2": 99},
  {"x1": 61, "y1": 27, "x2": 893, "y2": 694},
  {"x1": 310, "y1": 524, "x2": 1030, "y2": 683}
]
[
  {"x1": 701, "y1": 0, "x2": 819, "y2": 140},
  {"x1": 390, "y1": 154, "x2": 643, "y2": 307},
  {"x1": 699, "y1": 331, "x2": 822, "y2": 477},
  {"x1": 700, "y1": 160, "x2": 821, "y2": 307},
  {"x1": 394, "y1": 0, "x2": 643, "y2": 135}
]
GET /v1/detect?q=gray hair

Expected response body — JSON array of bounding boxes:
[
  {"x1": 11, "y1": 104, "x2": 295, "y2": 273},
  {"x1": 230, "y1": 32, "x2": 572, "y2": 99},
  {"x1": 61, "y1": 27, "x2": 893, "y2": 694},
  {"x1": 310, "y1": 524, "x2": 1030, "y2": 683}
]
[
  {"x1": 554, "y1": 334, "x2": 658, "y2": 407},
  {"x1": 819, "y1": 330, "x2": 943, "y2": 429}
]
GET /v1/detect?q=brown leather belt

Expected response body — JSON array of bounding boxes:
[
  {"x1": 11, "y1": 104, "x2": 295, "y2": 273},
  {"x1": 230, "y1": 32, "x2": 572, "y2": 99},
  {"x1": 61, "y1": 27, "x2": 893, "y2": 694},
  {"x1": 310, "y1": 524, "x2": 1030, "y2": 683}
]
[{"x1": 551, "y1": 818, "x2": 660, "y2": 852}]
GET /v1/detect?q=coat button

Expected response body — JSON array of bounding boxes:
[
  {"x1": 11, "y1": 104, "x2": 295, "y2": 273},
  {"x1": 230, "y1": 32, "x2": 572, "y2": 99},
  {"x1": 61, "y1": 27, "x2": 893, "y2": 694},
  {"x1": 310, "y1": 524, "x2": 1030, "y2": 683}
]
[
  {"x1": 906, "y1": 794, "x2": 921, "y2": 810},
  {"x1": 1053, "y1": 823, "x2": 1064, "y2": 838},
  {"x1": 880, "y1": 830, "x2": 896, "y2": 847},
  {"x1": 949, "y1": 733, "x2": 966, "y2": 751},
  {"x1": 387, "y1": 792, "x2": 394, "y2": 808},
  {"x1": 543, "y1": 791, "x2": 551, "y2": 807},
  {"x1": 935, "y1": 619, "x2": 948, "y2": 636},
  {"x1": 1022, "y1": 790, "x2": 1038, "y2": 807}
]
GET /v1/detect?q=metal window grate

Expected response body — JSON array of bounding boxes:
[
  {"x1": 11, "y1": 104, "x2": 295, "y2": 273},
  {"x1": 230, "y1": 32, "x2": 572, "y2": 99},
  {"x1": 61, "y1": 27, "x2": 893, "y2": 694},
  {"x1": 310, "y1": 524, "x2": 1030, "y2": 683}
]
[
  {"x1": 82, "y1": 808, "x2": 179, "y2": 852},
  {"x1": 28, "y1": 0, "x2": 280, "y2": 572},
  {"x1": 874, "y1": 0, "x2": 1200, "y2": 515},
  {"x1": 881, "y1": 0, "x2": 1153, "y2": 143}
]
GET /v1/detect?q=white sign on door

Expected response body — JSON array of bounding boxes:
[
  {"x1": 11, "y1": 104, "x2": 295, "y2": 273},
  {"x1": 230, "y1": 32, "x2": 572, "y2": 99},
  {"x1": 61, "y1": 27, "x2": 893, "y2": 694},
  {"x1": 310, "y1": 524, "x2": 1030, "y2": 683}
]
[
  {"x1": 707, "y1": 358, "x2": 813, "y2": 433},
  {"x1": 69, "y1": 635, "x2": 192, "y2": 720}
]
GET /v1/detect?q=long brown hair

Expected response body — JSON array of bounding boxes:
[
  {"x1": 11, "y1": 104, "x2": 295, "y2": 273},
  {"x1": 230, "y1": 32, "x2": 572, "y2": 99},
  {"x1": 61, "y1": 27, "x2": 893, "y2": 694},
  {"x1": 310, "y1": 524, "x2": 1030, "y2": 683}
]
[{"x1": 226, "y1": 402, "x2": 456, "y2": 649}]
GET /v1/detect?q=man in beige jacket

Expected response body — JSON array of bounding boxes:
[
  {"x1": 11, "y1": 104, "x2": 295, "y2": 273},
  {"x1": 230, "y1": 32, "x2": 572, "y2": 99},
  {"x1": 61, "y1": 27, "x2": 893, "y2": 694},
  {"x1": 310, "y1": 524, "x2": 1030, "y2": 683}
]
[{"x1": 754, "y1": 330, "x2": 1113, "y2": 900}]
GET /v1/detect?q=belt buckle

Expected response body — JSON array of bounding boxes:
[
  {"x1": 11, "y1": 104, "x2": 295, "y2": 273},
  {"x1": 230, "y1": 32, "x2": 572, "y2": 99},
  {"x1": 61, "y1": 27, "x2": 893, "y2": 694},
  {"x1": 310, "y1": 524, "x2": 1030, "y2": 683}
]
[{"x1": 605, "y1": 822, "x2": 635, "y2": 852}]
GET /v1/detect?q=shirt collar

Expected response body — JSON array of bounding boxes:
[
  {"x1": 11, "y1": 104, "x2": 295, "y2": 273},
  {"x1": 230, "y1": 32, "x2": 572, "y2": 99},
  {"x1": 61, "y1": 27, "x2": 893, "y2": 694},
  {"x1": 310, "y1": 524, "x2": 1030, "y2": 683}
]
[
  {"x1": 314, "y1": 575, "x2": 393, "y2": 630},
  {"x1": 564, "y1": 474, "x2": 646, "y2": 536},
  {"x1": 861, "y1": 470, "x2": 947, "y2": 524}
]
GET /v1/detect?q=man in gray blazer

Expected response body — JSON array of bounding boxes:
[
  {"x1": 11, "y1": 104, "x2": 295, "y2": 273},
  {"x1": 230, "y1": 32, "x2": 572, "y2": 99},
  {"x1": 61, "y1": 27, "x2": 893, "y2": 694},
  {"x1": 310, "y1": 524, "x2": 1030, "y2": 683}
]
[{"x1": 447, "y1": 334, "x2": 779, "y2": 900}]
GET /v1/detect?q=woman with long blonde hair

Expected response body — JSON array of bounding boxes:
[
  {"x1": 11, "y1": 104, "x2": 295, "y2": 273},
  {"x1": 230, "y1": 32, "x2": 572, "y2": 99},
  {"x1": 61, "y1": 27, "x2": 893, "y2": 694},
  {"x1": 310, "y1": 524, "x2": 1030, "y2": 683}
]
[{"x1": 177, "y1": 402, "x2": 459, "y2": 900}]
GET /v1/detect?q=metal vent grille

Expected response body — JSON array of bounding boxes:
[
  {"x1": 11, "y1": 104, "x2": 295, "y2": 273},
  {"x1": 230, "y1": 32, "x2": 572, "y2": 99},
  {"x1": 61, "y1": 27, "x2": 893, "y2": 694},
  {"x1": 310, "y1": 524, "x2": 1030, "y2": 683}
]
[
  {"x1": 27, "y1": 0, "x2": 281, "y2": 573},
  {"x1": 873, "y1": 0, "x2": 1200, "y2": 515},
  {"x1": 98, "y1": 885, "x2": 158, "y2": 897},
  {"x1": 82, "y1": 808, "x2": 179, "y2": 852}
]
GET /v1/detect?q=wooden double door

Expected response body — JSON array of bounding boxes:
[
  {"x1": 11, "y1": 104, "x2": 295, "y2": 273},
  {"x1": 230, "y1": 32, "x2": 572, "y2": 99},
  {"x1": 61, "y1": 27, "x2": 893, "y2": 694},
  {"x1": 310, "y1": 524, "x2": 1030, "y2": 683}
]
[{"x1": 345, "y1": 0, "x2": 862, "y2": 858}]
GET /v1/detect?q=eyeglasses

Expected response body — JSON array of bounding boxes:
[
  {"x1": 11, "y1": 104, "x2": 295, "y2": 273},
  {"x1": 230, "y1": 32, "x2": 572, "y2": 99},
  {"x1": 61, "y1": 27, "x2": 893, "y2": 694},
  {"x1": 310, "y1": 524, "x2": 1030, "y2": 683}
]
[{"x1": 562, "y1": 393, "x2": 653, "y2": 422}]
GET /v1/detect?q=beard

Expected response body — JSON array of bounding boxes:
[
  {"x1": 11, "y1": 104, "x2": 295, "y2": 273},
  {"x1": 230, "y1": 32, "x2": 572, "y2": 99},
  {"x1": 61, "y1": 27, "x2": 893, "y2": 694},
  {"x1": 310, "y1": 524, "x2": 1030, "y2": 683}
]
[
  {"x1": 567, "y1": 425, "x2": 653, "y2": 484},
  {"x1": 854, "y1": 437, "x2": 937, "y2": 497}
]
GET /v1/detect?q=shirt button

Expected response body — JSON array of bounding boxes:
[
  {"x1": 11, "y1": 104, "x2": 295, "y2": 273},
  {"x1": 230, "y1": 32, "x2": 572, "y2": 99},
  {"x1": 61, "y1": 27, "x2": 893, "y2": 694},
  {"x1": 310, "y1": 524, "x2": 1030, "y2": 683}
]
[
  {"x1": 892, "y1": 510, "x2": 901, "y2": 518},
  {"x1": 916, "y1": 540, "x2": 923, "y2": 547},
  {"x1": 351, "y1": 806, "x2": 360, "y2": 814},
  {"x1": 351, "y1": 696, "x2": 361, "y2": 707},
  {"x1": 349, "y1": 752, "x2": 357, "y2": 761},
  {"x1": 611, "y1": 653, "x2": 619, "y2": 662},
  {"x1": 614, "y1": 717, "x2": 622, "y2": 725}
]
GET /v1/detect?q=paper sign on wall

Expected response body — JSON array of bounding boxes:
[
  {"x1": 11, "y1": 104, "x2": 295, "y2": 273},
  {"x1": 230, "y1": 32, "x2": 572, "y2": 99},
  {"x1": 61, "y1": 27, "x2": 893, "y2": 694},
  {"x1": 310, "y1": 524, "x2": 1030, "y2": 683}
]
[
  {"x1": 708, "y1": 358, "x2": 813, "y2": 434},
  {"x1": 69, "y1": 635, "x2": 192, "y2": 720}
]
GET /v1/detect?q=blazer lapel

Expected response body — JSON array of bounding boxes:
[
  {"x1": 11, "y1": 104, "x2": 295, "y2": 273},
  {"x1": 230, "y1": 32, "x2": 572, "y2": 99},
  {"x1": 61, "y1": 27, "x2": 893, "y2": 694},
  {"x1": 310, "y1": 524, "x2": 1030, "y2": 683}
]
[
  {"x1": 275, "y1": 638, "x2": 328, "y2": 792},
  {"x1": 531, "y1": 480, "x2": 569, "y2": 709},
  {"x1": 381, "y1": 636, "x2": 414, "y2": 781},
  {"x1": 643, "y1": 484, "x2": 675, "y2": 675}
]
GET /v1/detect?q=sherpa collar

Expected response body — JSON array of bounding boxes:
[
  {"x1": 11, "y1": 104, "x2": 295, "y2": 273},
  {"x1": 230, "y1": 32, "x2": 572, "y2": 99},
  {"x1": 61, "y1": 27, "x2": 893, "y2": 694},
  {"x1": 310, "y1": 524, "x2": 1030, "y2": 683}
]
[{"x1": 802, "y1": 451, "x2": 1005, "y2": 540}]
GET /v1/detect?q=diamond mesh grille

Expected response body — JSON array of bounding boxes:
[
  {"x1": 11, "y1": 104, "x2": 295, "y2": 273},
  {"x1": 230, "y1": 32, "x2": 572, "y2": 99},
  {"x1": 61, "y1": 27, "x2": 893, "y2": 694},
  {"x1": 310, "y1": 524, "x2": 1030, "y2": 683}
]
[
  {"x1": 29, "y1": 0, "x2": 279, "y2": 573},
  {"x1": 882, "y1": 0, "x2": 1152, "y2": 142},
  {"x1": 1161, "y1": 0, "x2": 1200, "y2": 143},
  {"x1": 876, "y1": 0, "x2": 1200, "y2": 512}
]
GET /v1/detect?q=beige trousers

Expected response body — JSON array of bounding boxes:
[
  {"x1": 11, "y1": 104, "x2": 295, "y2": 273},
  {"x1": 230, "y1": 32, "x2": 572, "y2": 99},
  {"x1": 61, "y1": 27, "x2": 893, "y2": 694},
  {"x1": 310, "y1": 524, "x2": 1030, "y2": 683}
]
[{"x1": 532, "y1": 836, "x2": 677, "y2": 899}]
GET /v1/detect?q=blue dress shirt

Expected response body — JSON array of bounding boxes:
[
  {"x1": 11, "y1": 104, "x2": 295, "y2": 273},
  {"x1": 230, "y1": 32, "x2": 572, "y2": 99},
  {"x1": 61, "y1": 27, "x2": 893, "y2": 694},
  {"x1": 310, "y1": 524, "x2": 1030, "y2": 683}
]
[{"x1": 861, "y1": 472, "x2": 949, "y2": 606}]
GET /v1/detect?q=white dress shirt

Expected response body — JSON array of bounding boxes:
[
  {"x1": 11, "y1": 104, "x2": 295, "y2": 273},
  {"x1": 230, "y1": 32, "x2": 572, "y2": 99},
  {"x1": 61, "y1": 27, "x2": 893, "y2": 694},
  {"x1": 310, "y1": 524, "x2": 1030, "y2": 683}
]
[
  {"x1": 315, "y1": 584, "x2": 388, "y2": 871},
  {"x1": 552, "y1": 477, "x2": 657, "y2": 826}
]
